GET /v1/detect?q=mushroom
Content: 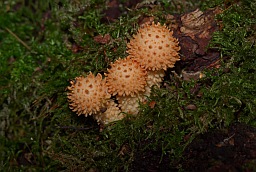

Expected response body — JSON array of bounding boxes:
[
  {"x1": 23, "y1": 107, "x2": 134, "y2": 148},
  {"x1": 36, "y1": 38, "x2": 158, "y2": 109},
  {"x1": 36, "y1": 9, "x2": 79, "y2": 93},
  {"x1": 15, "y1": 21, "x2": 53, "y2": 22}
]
[
  {"x1": 105, "y1": 56, "x2": 147, "y2": 97},
  {"x1": 93, "y1": 99, "x2": 124, "y2": 125},
  {"x1": 117, "y1": 91, "x2": 149, "y2": 115},
  {"x1": 127, "y1": 22, "x2": 180, "y2": 71},
  {"x1": 116, "y1": 70, "x2": 165, "y2": 115},
  {"x1": 146, "y1": 69, "x2": 165, "y2": 89},
  {"x1": 67, "y1": 72, "x2": 111, "y2": 116}
]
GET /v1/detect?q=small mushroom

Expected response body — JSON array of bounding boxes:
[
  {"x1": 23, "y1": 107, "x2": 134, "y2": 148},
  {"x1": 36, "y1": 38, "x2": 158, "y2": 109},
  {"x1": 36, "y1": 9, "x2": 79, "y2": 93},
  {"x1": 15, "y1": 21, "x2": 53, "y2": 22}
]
[
  {"x1": 94, "y1": 100, "x2": 123, "y2": 125},
  {"x1": 67, "y1": 72, "x2": 111, "y2": 116},
  {"x1": 105, "y1": 56, "x2": 147, "y2": 97}
]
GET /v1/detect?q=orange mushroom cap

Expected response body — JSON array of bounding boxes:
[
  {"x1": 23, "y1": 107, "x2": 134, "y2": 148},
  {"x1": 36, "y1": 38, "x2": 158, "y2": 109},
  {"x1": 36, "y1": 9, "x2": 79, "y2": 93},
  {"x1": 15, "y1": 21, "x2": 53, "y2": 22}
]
[
  {"x1": 67, "y1": 72, "x2": 111, "y2": 116},
  {"x1": 127, "y1": 22, "x2": 180, "y2": 71},
  {"x1": 105, "y1": 56, "x2": 147, "y2": 97}
]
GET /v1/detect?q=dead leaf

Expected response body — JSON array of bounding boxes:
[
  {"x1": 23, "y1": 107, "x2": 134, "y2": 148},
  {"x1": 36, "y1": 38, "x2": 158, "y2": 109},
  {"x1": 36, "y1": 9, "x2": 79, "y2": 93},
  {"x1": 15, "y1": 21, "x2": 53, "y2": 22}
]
[
  {"x1": 185, "y1": 104, "x2": 197, "y2": 110},
  {"x1": 149, "y1": 101, "x2": 156, "y2": 109},
  {"x1": 94, "y1": 34, "x2": 111, "y2": 44}
]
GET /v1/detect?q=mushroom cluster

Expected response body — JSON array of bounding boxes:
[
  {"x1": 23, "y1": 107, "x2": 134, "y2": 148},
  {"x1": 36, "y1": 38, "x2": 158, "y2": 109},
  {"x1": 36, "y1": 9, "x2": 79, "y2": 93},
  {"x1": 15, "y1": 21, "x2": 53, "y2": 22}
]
[{"x1": 67, "y1": 22, "x2": 180, "y2": 125}]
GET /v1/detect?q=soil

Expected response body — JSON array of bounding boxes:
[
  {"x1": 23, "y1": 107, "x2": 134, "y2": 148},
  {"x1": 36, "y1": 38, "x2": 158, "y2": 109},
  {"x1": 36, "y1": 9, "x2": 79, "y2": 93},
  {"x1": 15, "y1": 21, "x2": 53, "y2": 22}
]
[
  {"x1": 131, "y1": 123, "x2": 256, "y2": 171},
  {"x1": 181, "y1": 123, "x2": 256, "y2": 172}
]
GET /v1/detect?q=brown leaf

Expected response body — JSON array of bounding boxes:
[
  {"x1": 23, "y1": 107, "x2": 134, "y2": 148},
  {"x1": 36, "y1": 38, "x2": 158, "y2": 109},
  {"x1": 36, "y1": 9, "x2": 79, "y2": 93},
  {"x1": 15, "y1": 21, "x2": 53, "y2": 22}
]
[
  {"x1": 149, "y1": 101, "x2": 156, "y2": 109},
  {"x1": 185, "y1": 104, "x2": 197, "y2": 110},
  {"x1": 71, "y1": 43, "x2": 83, "y2": 53},
  {"x1": 94, "y1": 34, "x2": 111, "y2": 44},
  {"x1": 138, "y1": 16, "x2": 155, "y2": 26}
]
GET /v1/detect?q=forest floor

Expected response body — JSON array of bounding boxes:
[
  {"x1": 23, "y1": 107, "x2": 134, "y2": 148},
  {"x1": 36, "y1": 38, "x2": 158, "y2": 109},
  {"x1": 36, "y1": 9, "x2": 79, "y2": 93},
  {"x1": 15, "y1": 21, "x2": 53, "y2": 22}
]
[{"x1": 1, "y1": 0, "x2": 256, "y2": 171}]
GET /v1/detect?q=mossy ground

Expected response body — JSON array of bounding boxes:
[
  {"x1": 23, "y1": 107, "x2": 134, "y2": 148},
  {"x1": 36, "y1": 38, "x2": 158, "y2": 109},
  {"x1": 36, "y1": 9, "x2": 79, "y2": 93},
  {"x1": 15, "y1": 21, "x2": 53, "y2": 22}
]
[{"x1": 0, "y1": 0, "x2": 255, "y2": 171}]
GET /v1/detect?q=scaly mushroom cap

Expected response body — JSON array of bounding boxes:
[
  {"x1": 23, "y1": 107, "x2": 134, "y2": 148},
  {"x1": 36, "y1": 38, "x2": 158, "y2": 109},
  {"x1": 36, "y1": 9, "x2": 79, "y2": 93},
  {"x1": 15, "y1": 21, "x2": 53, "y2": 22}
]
[
  {"x1": 127, "y1": 22, "x2": 180, "y2": 71},
  {"x1": 67, "y1": 72, "x2": 111, "y2": 116},
  {"x1": 105, "y1": 56, "x2": 147, "y2": 97}
]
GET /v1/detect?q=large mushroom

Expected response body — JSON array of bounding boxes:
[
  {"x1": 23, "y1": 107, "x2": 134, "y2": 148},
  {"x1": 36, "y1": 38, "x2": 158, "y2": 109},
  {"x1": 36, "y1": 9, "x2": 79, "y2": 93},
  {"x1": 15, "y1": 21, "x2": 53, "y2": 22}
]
[{"x1": 127, "y1": 22, "x2": 180, "y2": 71}]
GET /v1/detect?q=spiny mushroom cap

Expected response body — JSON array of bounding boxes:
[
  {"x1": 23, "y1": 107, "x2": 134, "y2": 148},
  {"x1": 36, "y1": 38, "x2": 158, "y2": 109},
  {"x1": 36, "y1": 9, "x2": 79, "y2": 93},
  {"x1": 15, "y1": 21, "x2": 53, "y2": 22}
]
[
  {"x1": 67, "y1": 72, "x2": 111, "y2": 116},
  {"x1": 105, "y1": 56, "x2": 147, "y2": 97},
  {"x1": 94, "y1": 100, "x2": 124, "y2": 125},
  {"x1": 127, "y1": 22, "x2": 180, "y2": 71}
]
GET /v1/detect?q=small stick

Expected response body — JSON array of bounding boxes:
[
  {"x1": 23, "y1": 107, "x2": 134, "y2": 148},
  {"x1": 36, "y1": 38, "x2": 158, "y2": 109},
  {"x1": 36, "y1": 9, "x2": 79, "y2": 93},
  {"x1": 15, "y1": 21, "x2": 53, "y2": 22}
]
[
  {"x1": 57, "y1": 125, "x2": 95, "y2": 131},
  {"x1": 5, "y1": 27, "x2": 31, "y2": 51},
  {"x1": 223, "y1": 133, "x2": 235, "y2": 143}
]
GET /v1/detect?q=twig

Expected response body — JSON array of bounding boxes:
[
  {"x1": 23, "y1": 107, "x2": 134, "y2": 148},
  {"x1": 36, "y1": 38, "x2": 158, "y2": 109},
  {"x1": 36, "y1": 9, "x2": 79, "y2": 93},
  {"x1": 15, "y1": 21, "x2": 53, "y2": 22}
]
[
  {"x1": 223, "y1": 133, "x2": 235, "y2": 143},
  {"x1": 5, "y1": 27, "x2": 31, "y2": 51},
  {"x1": 57, "y1": 125, "x2": 95, "y2": 131}
]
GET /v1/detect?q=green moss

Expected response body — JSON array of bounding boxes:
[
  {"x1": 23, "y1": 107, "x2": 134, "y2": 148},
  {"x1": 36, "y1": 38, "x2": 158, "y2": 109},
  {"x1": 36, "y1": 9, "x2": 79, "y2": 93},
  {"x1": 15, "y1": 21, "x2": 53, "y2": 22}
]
[{"x1": 207, "y1": 0, "x2": 256, "y2": 125}]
